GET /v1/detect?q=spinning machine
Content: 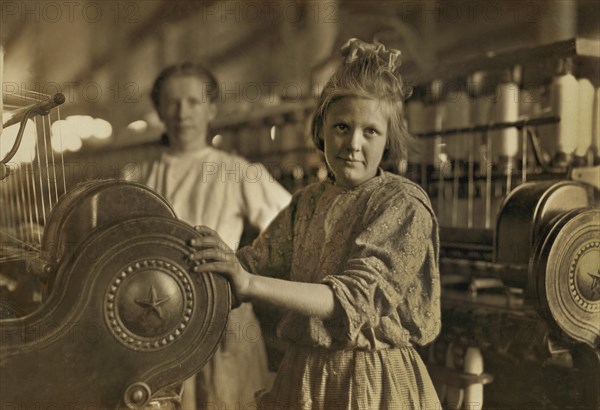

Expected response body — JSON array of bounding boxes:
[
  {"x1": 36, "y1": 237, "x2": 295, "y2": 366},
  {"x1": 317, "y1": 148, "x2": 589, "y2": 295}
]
[
  {"x1": 405, "y1": 38, "x2": 600, "y2": 409},
  {"x1": 0, "y1": 52, "x2": 231, "y2": 408}
]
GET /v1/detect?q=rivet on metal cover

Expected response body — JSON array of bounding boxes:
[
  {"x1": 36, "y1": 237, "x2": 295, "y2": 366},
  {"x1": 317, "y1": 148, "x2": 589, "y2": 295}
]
[{"x1": 124, "y1": 382, "x2": 152, "y2": 409}]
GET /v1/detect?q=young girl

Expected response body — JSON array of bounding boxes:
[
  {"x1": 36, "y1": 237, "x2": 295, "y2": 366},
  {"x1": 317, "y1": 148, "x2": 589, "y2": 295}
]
[{"x1": 190, "y1": 38, "x2": 441, "y2": 410}]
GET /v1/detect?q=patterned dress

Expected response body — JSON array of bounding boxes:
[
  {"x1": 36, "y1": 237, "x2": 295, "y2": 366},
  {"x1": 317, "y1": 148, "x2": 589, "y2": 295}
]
[
  {"x1": 237, "y1": 171, "x2": 441, "y2": 410},
  {"x1": 129, "y1": 146, "x2": 291, "y2": 409}
]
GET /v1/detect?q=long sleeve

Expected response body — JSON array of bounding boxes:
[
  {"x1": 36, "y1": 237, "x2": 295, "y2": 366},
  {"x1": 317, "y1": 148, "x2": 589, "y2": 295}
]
[
  {"x1": 322, "y1": 191, "x2": 441, "y2": 347},
  {"x1": 236, "y1": 175, "x2": 440, "y2": 350}
]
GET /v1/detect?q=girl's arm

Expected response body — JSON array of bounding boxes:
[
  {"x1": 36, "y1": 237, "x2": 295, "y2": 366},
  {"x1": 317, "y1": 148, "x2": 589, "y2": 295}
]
[
  {"x1": 246, "y1": 275, "x2": 338, "y2": 320},
  {"x1": 189, "y1": 225, "x2": 339, "y2": 320}
]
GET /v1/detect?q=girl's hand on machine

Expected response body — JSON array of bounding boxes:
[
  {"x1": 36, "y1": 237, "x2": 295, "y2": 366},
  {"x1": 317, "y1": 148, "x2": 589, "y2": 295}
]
[{"x1": 188, "y1": 225, "x2": 252, "y2": 303}]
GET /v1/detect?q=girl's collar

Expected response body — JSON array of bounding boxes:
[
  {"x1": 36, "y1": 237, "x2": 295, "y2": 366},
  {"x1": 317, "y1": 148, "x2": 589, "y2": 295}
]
[{"x1": 328, "y1": 167, "x2": 386, "y2": 192}]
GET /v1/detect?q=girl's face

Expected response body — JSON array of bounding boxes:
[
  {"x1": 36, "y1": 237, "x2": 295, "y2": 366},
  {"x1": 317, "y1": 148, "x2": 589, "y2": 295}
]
[{"x1": 322, "y1": 97, "x2": 388, "y2": 189}]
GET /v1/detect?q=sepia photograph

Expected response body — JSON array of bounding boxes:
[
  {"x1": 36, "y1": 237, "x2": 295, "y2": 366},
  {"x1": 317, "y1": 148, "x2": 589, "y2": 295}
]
[{"x1": 1, "y1": 1, "x2": 599, "y2": 409}]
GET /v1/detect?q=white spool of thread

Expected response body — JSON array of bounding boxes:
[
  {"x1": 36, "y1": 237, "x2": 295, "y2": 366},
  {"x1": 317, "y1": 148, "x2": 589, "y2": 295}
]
[
  {"x1": 433, "y1": 104, "x2": 446, "y2": 169},
  {"x1": 1, "y1": 45, "x2": 4, "y2": 137},
  {"x1": 550, "y1": 58, "x2": 578, "y2": 161},
  {"x1": 463, "y1": 346, "x2": 484, "y2": 410},
  {"x1": 444, "y1": 84, "x2": 471, "y2": 162},
  {"x1": 575, "y1": 78, "x2": 594, "y2": 161},
  {"x1": 468, "y1": 72, "x2": 491, "y2": 229},
  {"x1": 491, "y1": 69, "x2": 520, "y2": 161},
  {"x1": 471, "y1": 105, "x2": 492, "y2": 165},
  {"x1": 592, "y1": 86, "x2": 600, "y2": 161},
  {"x1": 426, "y1": 81, "x2": 446, "y2": 167}
]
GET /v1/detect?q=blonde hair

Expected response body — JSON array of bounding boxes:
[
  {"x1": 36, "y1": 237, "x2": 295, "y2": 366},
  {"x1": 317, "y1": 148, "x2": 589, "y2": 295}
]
[{"x1": 311, "y1": 39, "x2": 415, "y2": 171}]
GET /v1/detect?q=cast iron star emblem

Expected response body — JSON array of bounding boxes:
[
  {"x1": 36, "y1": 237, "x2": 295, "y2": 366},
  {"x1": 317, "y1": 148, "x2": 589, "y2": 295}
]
[
  {"x1": 135, "y1": 285, "x2": 170, "y2": 320},
  {"x1": 589, "y1": 269, "x2": 600, "y2": 298}
]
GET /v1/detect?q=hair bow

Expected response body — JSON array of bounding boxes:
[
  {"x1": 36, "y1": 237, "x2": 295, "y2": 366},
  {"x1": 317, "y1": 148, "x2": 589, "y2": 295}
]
[{"x1": 340, "y1": 38, "x2": 402, "y2": 70}]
